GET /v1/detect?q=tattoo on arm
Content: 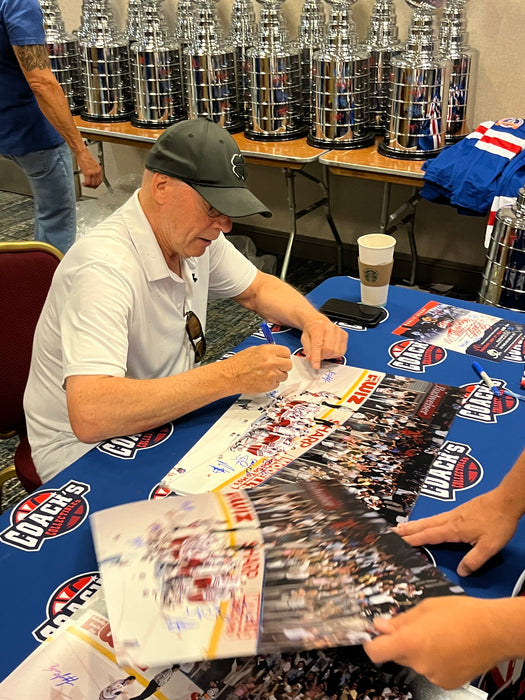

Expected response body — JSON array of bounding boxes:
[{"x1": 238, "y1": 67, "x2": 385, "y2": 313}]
[{"x1": 15, "y1": 44, "x2": 51, "y2": 71}]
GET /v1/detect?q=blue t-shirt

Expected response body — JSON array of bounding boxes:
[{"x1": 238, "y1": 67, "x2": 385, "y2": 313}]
[{"x1": 0, "y1": 0, "x2": 63, "y2": 155}]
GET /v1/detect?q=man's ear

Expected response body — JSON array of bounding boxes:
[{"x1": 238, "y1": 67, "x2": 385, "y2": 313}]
[{"x1": 150, "y1": 172, "x2": 171, "y2": 204}]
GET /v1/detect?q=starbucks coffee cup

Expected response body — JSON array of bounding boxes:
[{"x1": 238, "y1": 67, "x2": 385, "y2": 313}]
[{"x1": 357, "y1": 233, "x2": 396, "y2": 306}]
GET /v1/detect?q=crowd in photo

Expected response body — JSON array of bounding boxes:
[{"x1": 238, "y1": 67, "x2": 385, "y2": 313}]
[
  {"x1": 246, "y1": 482, "x2": 457, "y2": 651},
  {"x1": 269, "y1": 375, "x2": 463, "y2": 524},
  {"x1": 184, "y1": 648, "x2": 422, "y2": 700}
]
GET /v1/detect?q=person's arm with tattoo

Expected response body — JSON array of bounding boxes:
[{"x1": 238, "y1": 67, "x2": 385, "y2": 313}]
[{"x1": 13, "y1": 44, "x2": 102, "y2": 188}]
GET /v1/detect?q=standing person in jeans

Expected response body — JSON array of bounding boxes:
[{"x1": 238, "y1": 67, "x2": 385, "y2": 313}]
[{"x1": 0, "y1": 0, "x2": 103, "y2": 254}]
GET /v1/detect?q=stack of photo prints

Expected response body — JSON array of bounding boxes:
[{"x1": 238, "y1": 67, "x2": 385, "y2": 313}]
[
  {"x1": 89, "y1": 359, "x2": 466, "y2": 669},
  {"x1": 1, "y1": 358, "x2": 486, "y2": 698}
]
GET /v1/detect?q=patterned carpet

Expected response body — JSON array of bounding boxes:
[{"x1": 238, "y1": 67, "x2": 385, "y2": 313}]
[{"x1": 0, "y1": 190, "x2": 337, "y2": 513}]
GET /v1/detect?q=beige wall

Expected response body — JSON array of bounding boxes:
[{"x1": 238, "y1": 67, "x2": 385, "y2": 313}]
[{"x1": 63, "y1": 0, "x2": 524, "y2": 270}]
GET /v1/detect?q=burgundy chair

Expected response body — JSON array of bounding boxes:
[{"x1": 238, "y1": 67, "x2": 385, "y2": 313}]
[{"x1": 0, "y1": 241, "x2": 63, "y2": 493}]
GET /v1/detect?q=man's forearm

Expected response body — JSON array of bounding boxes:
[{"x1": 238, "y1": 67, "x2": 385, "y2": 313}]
[
  {"x1": 27, "y1": 74, "x2": 88, "y2": 157},
  {"x1": 235, "y1": 271, "x2": 325, "y2": 329},
  {"x1": 13, "y1": 45, "x2": 89, "y2": 159},
  {"x1": 66, "y1": 343, "x2": 292, "y2": 444},
  {"x1": 66, "y1": 363, "x2": 241, "y2": 444}
]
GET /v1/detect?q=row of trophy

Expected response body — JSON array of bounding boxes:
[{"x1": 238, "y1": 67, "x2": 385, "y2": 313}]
[{"x1": 38, "y1": 0, "x2": 477, "y2": 158}]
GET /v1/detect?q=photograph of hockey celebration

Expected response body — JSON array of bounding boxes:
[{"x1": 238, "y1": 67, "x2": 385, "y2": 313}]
[
  {"x1": 162, "y1": 361, "x2": 463, "y2": 526},
  {"x1": 90, "y1": 481, "x2": 462, "y2": 669}
]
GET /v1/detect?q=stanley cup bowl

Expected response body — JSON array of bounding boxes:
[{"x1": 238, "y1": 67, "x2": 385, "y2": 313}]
[
  {"x1": 245, "y1": 50, "x2": 306, "y2": 140},
  {"x1": 131, "y1": 45, "x2": 185, "y2": 127},
  {"x1": 186, "y1": 50, "x2": 244, "y2": 132},
  {"x1": 80, "y1": 42, "x2": 134, "y2": 121},
  {"x1": 309, "y1": 53, "x2": 374, "y2": 148},
  {"x1": 48, "y1": 38, "x2": 85, "y2": 114}
]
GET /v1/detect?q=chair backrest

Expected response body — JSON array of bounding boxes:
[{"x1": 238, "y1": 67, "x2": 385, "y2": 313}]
[{"x1": 0, "y1": 241, "x2": 63, "y2": 435}]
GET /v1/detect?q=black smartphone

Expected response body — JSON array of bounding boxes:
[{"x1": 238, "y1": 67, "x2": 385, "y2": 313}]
[{"x1": 319, "y1": 298, "x2": 385, "y2": 328}]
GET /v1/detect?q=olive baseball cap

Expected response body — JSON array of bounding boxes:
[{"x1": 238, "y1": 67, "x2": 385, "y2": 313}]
[{"x1": 145, "y1": 119, "x2": 272, "y2": 218}]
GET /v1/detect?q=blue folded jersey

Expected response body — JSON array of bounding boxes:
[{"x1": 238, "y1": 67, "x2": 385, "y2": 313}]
[{"x1": 421, "y1": 119, "x2": 525, "y2": 215}]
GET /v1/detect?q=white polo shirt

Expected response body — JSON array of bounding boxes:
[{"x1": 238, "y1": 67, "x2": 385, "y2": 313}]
[{"x1": 24, "y1": 190, "x2": 257, "y2": 483}]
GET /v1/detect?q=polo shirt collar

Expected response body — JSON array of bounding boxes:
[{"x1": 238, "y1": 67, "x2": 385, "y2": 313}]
[{"x1": 121, "y1": 190, "x2": 179, "y2": 283}]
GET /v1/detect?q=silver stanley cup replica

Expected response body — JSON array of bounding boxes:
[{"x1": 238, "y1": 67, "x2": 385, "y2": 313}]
[
  {"x1": 78, "y1": 0, "x2": 134, "y2": 121},
  {"x1": 479, "y1": 188, "x2": 525, "y2": 312},
  {"x1": 227, "y1": 0, "x2": 258, "y2": 125},
  {"x1": 379, "y1": 0, "x2": 450, "y2": 159},
  {"x1": 439, "y1": 0, "x2": 478, "y2": 144},
  {"x1": 298, "y1": 0, "x2": 326, "y2": 128},
  {"x1": 185, "y1": 0, "x2": 243, "y2": 132},
  {"x1": 38, "y1": 0, "x2": 84, "y2": 114},
  {"x1": 365, "y1": 0, "x2": 402, "y2": 134},
  {"x1": 244, "y1": 0, "x2": 307, "y2": 141},
  {"x1": 128, "y1": 0, "x2": 185, "y2": 128},
  {"x1": 308, "y1": 0, "x2": 374, "y2": 149}
]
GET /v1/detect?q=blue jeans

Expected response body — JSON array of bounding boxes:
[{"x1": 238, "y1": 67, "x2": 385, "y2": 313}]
[{"x1": 4, "y1": 140, "x2": 77, "y2": 254}]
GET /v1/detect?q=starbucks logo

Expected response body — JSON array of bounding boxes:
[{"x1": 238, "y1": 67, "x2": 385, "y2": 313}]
[{"x1": 364, "y1": 268, "x2": 378, "y2": 283}]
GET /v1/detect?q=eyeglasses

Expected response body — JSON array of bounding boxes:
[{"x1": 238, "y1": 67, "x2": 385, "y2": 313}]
[
  {"x1": 180, "y1": 179, "x2": 224, "y2": 220},
  {"x1": 185, "y1": 310, "x2": 206, "y2": 363}
]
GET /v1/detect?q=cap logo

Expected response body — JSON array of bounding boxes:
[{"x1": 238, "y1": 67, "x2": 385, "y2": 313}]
[{"x1": 231, "y1": 154, "x2": 246, "y2": 181}]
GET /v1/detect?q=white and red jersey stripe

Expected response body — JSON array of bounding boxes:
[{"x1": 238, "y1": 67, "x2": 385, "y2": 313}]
[
  {"x1": 485, "y1": 195, "x2": 517, "y2": 247},
  {"x1": 467, "y1": 119, "x2": 525, "y2": 160}
]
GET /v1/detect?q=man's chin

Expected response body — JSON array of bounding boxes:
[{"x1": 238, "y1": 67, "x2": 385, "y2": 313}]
[{"x1": 189, "y1": 239, "x2": 211, "y2": 257}]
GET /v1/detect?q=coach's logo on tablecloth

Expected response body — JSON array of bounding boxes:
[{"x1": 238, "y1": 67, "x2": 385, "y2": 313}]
[
  {"x1": 0, "y1": 481, "x2": 90, "y2": 552},
  {"x1": 388, "y1": 340, "x2": 447, "y2": 373},
  {"x1": 97, "y1": 423, "x2": 173, "y2": 459},
  {"x1": 33, "y1": 572, "x2": 101, "y2": 641},
  {"x1": 458, "y1": 381, "x2": 518, "y2": 423},
  {"x1": 421, "y1": 441, "x2": 483, "y2": 501}
]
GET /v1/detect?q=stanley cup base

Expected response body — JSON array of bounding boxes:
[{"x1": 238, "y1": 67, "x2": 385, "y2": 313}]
[
  {"x1": 307, "y1": 132, "x2": 375, "y2": 150},
  {"x1": 244, "y1": 126, "x2": 309, "y2": 142},
  {"x1": 223, "y1": 121, "x2": 246, "y2": 135},
  {"x1": 377, "y1": 139, "x2": 441, "y2": 161},
  {"x1": 80, "y1": 110, "x2": 134, "y2": 123},
  {"x1": 130, "y1": 115, "x2": 183, "y2": 129}
]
